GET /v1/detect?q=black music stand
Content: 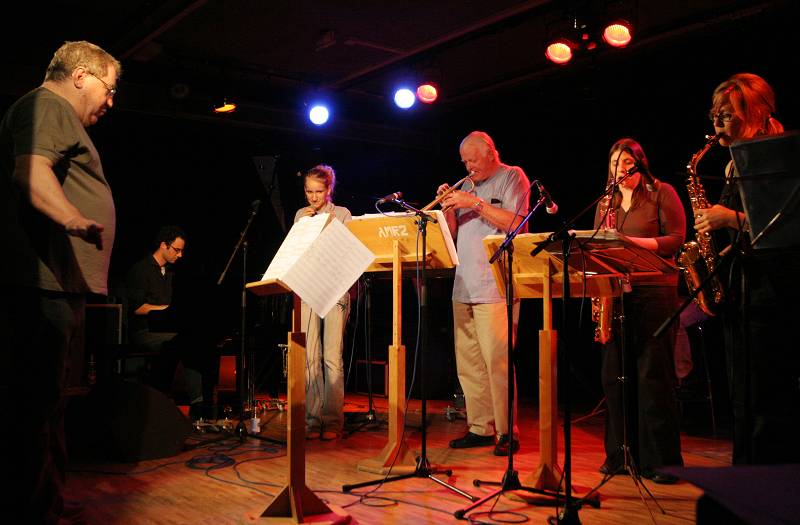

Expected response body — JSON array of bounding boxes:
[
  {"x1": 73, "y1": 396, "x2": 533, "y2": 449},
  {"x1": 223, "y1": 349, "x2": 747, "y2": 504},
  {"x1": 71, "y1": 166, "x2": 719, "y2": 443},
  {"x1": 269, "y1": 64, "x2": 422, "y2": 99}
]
[
  {"x1": 655, "y1": 131, "x2": 800, "y2": 336},
  {"x1": 571, "y1": 231, "x2": 681, "y2": 519},
  {"x1": 731, "y1": 131, "x2": 800, "y2": 251}
]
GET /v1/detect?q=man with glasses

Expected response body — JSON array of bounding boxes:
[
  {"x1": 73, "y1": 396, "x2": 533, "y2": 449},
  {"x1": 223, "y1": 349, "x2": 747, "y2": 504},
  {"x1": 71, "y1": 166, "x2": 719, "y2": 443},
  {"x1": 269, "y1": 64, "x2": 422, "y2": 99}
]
[
  {"x1": 124, "y1": 225, "x2": 203, "y2": 407},
  {"x1": 0, "y1": 40, "x2": 120, "y2": 523},
  {"x1": 435, "y1": 131, "x2": 531, "y2": 456}
]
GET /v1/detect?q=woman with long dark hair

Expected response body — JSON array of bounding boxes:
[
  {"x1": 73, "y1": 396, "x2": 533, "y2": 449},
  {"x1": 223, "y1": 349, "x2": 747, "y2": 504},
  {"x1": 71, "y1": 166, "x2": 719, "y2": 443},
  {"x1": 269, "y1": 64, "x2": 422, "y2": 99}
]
[{"x1": 595, "y1": 138, "x2": 687, "y2": 484}]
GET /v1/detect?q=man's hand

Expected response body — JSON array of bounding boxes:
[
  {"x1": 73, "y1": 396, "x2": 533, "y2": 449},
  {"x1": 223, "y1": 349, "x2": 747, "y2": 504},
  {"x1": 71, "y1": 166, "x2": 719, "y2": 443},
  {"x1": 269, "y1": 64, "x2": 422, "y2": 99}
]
[
  {"x1": 65, "y1": 217, "x2": 105, "y2": 250},
  {"x1": 441, "y1": 190, "x2": 480, "y2": 213}
]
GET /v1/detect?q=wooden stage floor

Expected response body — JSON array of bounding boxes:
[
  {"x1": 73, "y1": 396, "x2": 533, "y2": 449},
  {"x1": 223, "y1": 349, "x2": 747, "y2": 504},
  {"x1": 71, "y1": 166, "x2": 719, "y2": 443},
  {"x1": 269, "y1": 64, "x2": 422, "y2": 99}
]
[{"x1": 64, "y1": 393, "x2": 731, "y2": 524}]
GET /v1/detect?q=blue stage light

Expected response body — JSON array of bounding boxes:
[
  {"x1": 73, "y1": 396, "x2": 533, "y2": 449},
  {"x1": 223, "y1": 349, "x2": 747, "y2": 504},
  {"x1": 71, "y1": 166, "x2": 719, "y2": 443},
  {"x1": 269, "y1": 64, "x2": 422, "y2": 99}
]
[
  {"x1": 393, "y1": 88, "x2": 416, "y2": 109},
  {"x1": 309, "y1": 104, "x2": 330, "y2": 125}
]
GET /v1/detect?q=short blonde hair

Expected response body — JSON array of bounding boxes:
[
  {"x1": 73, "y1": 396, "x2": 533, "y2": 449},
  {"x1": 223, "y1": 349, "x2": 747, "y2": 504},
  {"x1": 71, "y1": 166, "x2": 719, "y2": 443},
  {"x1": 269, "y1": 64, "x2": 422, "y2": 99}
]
[{"x1": 44, "y1": 40, "x2": 122, "y2": 82}]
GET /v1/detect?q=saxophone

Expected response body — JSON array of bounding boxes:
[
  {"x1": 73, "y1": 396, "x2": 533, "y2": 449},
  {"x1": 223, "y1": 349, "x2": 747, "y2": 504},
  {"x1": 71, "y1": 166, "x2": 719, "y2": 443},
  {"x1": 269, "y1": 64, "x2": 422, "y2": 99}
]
[
  {"x1": 591, "y1": 181, "x2": 616, "y2": 344},
  {"x1": 677, "y1": 134, "x2": 725, "y2": 316}
]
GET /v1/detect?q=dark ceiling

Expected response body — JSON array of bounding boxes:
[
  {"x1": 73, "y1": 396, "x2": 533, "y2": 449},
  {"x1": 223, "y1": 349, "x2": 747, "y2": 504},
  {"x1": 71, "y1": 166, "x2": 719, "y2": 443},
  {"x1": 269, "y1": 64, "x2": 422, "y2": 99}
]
[{"x1": 4, "y1": 0, "x2": 795, "y2": 147}]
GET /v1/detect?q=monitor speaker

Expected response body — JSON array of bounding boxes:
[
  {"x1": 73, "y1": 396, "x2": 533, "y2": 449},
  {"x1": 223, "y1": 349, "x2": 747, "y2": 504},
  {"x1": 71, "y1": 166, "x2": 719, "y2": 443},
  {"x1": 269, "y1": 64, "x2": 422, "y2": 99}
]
[{"x1": 66, "y1": 377, "x2": 191, "y2": 462}]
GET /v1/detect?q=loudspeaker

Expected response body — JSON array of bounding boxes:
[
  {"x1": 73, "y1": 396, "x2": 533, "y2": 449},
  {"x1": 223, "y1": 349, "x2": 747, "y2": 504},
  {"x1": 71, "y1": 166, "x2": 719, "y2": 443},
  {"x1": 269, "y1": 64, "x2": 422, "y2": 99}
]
[{"x1": 66, "y1": 378, "x2": 192, "y2": 462}]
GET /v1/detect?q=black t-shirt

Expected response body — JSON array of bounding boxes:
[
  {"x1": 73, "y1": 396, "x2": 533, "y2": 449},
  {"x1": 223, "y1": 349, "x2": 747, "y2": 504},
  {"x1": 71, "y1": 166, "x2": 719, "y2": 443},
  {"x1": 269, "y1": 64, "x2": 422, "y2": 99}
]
[{"x1": 125, "y1": 255, "x2": 172, "y2": 333}]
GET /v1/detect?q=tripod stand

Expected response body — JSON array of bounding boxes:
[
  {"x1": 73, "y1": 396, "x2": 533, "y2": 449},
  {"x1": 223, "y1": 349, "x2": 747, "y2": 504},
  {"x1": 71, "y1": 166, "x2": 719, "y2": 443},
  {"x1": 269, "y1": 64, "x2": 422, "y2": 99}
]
[
  {"x1": 346, "y1": 275, "x2": 386, "y2": 434},
  {"x1": 455, "y1": 193, "x2": 572, "y2": 520},
  {"x1": 342, "y1": 204, "x2": 475, "y2": 501},
  {"x1": 217, "y1": 200, "x2": 265, "y2": 437},
  {"x1": 586, "y1": 275, "x2": 666, "y2": 521}
]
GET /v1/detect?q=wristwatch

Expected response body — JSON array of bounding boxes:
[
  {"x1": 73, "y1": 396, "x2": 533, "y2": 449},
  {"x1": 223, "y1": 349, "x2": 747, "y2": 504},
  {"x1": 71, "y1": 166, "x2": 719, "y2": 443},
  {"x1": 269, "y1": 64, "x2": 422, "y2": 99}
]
[{"x1": 472, "y1": 198, "x2": 484, "y2": 213}]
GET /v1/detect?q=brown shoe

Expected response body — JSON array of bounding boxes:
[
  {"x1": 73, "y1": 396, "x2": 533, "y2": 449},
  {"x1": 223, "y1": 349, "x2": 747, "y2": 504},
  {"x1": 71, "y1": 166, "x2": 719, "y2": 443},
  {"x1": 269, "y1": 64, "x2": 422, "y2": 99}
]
[{"x1": 321, "y1": 430, "x2": 340, "y2": 441}]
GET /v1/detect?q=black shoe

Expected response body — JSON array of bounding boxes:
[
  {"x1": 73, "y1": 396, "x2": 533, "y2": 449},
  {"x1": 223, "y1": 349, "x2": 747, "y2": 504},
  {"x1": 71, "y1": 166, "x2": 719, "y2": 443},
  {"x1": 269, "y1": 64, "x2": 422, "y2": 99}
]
[
  {"x1": 598, "y1": 462, "x2": 628, "y2": 476},
  {"x1": 641, "y1": 468, "x2": 679, "y2": 485},
  {"x1": 449, "y1": 431, "x2": 495, "y2": 449},
  {"x1": 493, "y1": 434, "x2": 520, "y2": 456}
]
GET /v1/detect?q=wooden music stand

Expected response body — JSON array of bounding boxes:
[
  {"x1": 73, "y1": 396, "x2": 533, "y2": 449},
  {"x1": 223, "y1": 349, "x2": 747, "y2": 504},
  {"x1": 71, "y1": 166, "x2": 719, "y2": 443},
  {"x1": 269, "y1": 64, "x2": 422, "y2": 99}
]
[
  {"x1": 243, "y1": 214, "x2": 374, "y2": 524},
  {"x1": 345, "y1": 211, "x2": 458, "y2": 475},
  {"x1": 483, "y1": 229, "x2": 676, "y2": 492},
  {"x1": 243, "y1": 284, "x2": 348, "y2": 524}
]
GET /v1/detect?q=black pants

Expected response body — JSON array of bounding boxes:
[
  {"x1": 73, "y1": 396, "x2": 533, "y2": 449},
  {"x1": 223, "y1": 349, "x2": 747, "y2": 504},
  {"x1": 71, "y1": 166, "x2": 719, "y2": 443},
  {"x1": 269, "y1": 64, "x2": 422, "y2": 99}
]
[
  {"x1": 1, "y1": 287, "x2": 85, "y2": 524},
  {"x1": 601, "y1": 286, "x2": 683, "y2": 470},
  {"x1": 130, "y1": 329, "x2": 215, "y2": 405},
  {"x1": 723, "y1": 252, "x2": 800, "y2": 464}
]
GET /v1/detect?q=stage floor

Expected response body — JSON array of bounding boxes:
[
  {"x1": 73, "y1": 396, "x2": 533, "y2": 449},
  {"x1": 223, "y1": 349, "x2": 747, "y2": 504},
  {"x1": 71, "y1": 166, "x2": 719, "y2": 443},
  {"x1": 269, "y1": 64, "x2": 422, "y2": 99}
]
[{"x1": 64, "y1": 392, "x2": 731, "y2": 524}]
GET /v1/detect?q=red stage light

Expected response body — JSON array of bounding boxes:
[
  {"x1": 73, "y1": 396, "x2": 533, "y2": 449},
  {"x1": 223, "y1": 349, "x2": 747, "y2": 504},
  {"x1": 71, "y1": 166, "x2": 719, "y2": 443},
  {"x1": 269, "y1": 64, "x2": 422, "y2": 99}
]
[
  {"x1": 603, "y1": 20, "x2": 633, "y2": 48},
  {"x1": 416, "y1": 83, "x2": 438, "y2": 104},
  {"x1": 545, "y1": 41, "x2": 573, "y2": 65}
]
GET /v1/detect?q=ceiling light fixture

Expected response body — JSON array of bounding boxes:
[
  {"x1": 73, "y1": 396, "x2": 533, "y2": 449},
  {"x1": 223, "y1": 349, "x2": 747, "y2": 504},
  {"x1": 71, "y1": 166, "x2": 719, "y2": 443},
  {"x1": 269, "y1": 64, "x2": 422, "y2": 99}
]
[
  {"x1": 545, "y1": 3, "x2": 636, "y2": 65},
  {"x1": 213, "y1": 98, "x2": 237, "y2": 114}
]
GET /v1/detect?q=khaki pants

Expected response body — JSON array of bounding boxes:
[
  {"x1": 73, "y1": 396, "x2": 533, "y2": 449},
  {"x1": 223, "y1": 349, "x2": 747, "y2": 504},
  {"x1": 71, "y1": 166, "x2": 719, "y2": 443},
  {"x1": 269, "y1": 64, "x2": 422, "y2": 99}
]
[
  {"x1": 301, "y1": 293, "x2": 350, "y2": 432},
  {"x1": 453, "y1": 301, "x2": 519, "y2": 437}
]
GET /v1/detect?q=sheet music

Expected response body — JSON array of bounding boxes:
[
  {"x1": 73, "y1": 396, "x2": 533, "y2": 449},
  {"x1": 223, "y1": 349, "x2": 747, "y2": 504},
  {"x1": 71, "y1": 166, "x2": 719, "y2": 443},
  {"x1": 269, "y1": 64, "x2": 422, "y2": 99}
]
[
  {"x1": 282, "y1": 219, "x2": 375, "y2": 318},
  {"x1": 262, "y1": 213, "x2": 330, "y2": 281}
]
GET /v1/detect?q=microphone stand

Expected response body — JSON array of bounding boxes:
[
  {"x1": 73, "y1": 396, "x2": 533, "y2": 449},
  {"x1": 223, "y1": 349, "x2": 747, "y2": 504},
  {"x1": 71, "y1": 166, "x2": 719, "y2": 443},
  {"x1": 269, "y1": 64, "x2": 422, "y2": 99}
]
[
  {"x1": 342, "y1": 199, "x2": 475, "y2": 501},
  {"x1": 456, "y1": 191, "x2": 576, "y2": 520},
  {"x1": 347, "y1": 274, "x2": 383, "y2": 433},
  {"x1": 217, "y1": 202, "x2": 260, "y2": 424},
  {"x1": 527, "y1": 175, "x2": 638, "y2": 524}
]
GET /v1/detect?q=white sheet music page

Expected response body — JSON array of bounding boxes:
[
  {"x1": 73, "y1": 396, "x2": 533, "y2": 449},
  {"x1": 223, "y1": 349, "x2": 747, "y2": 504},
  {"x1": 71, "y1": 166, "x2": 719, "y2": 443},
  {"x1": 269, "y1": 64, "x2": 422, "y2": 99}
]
[
  {"x1": 261, "y1": 213, "x2": 330, "y2": 281},
  {"x1": 429, "y1": 209, "x2": 459, "y2": 267},
  {"x1": 283, "y1": 218, "x2": 374, "y2": 318}
]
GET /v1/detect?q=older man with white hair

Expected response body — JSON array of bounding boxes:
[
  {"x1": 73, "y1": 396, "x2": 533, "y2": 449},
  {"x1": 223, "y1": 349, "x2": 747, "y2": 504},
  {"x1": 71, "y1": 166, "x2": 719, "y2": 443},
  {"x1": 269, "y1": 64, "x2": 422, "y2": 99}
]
[{"x1": 437, "y1": 131, "x2": 531, "y2": 456}]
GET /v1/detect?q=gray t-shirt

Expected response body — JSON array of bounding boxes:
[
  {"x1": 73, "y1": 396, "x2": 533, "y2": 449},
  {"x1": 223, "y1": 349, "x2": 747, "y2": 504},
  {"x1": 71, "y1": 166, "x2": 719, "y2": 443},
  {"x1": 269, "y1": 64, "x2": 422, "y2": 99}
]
[
  {"x1": 1, "y1": 87, "x2": 115, "y2": 294},
  {"x1": 452, "y1": 164, "x2": 531, "y2": 304}
]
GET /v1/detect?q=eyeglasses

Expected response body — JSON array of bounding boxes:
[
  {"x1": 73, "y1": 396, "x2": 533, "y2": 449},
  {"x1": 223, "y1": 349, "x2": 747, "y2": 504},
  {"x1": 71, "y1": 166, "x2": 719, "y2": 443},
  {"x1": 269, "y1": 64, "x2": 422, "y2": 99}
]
[
  {"x1": 87, "y1": 72, "x2": 117, "y2": 98},
  {"x1": 168, "y1": 244, "x2": 183, "y2": 255},
  {"x1": 709, "y1": 111, "x2": 734, "y2": 123}
]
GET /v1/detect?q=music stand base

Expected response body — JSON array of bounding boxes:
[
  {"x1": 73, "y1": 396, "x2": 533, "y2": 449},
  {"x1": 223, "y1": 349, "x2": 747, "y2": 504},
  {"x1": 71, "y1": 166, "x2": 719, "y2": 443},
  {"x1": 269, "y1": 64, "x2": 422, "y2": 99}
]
[
  {"x1": 343, "y1": 456, "x2": 475, "y2": 501},
  {"x1": 456, "y1": 469, "x2": 573, "y2": 520},
  {"x1": 356, "y1": 440, "x2": 417, "y2": 475},
  {"x1": 246, "y1": 504, "x2": 351, "y2": 524},
  {"x1": 518, "y1": 462, "x2": 563, "y2": 495},
  {"x1": 252, "y1": 485, "x2": 351, "y2": 524}
]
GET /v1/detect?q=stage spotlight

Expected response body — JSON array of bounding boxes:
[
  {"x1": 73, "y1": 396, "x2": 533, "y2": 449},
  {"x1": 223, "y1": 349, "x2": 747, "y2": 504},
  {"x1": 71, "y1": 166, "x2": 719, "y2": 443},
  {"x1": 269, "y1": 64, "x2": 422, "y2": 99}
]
[
  {"x1": 393, "y1": 87, "x2": 416, "y2": 109},
  {"x1": 416, "y1": 83, "x2": 438, "y2": 104},
  {"x1": 213, "y1": 98, "x2": 237, "y2": 114},
  {"x1": 602, "y1": 19, "x2": 633, "y2": 47},
  {"x1": 545, "y1": 39, "x2": 575, "y2": 65},
  {"x1": 308, "y1": 104, "x2": 330, "y2": 125}
]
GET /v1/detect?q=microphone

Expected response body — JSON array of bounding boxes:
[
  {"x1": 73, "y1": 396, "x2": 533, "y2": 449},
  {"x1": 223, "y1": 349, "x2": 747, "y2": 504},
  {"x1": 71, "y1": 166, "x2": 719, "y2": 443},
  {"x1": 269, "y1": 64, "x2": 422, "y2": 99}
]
[
  {"x1": 376, "y1": 191, "x2": 403, "y2": 205},
  {"x1": 535, "y1": 181, "x2": 558, "y2": 215},
  {"x1": 624, "y1": 163, "x2": 656, "y2": 191},
  {"x1": 624, "y1": 163, "x2": 640, "y2": 176},
  {"x1": 251, "y1": 199, "x2": 261, "y2": 213}
]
